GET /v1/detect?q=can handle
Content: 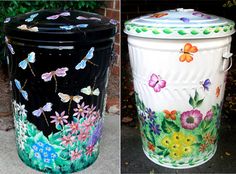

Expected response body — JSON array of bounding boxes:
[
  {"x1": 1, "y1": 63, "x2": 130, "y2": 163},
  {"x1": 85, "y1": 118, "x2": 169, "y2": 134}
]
[{"x1": 222, "y1": 52, "x2": 233, "y2": 72}]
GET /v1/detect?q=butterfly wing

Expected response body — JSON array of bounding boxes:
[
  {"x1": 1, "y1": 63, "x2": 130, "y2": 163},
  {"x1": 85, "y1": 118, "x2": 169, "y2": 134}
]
[
  {"x1": 85, "y1": 47, "x2": 95, "y2": 60},
  {"x1": 29, "y1": 27, "x2": 38, "y2": 32},
  {"x1": 21, "y1": 90, "x2": 28, "y2": 101},
  {"x1": 14, "y1": 79, "x2": 22, "y2": 90},
  {"x1": 42, "y1": 102, "x2": 53, "y2": 112},
  {"x1": 58, "y1": 93, "x2": 70, "y2": 103},
  {"x1": 72, "y1": 95, "x2": 83, "y2": 103},
  {"x1": 18, "y1": 60, "x2": 28, "y2": 69},
  {"x1": 89, "y1": 17, "x2": 101, "y2": 21},
  {"x1": 81, "y1": 86, "x2": 91, "y2": 95},
  {"x1": 203, "y1": 79, "x2": 211, "y2": 90},
  {"x1": 55, "y1": 67, "x2": 68, "y2": 77},
  {"x1": 27, "y1": 52, "x2": 36, "y2": 63},
  {"x1": 41, "y1": 72, "x2": 53, "y2": 82},
  {"x1": 75, "y1": 60, "x2": 86, "y2": 70},
  {"x1": 25, "y1": 13, "x2": 38, "y2": 22},
  {"x1": 148, "y1": 74, "x2": 159, "y2": 88},
  {"x1": 59, "y1": 25, "x2": 75, "y2": 30},
  {"x1": 7, "y1": 43, "x2": 15, "y2": 55},
  {"x1": 60, "y1": 12, "x2": 70, "y2": 17},
  {"x1": 47, "y1": 15, "x2": 59, "y2": 20},
  {"x1": 32, "y1": 108, "x2": 43, "y2": 117},
  {"x1": 179, "y1": 54, "x2": 187, "y2": 62},
  {"x1": 17, "y1": 24, "x2": 28, "y2": 30},
  {"x1": 185, "y1": 54, "x2": 193, "y2": 63},
  {"x1": 76, "y1": 24, "x2": 88, "y2": 28},
  {"x1": 76, "y1": 16, "x2": 87, "y2": 20},
  {"x1": 92, "y1": 88, "x2": 100, "y2": 96},
  {"x1": 184, "y1": 43, "x2": 198, "y2": 53}
]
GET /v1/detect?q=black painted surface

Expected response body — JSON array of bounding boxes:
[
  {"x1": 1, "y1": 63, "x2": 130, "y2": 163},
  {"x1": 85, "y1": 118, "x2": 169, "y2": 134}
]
[{"x1": 4, "y1": 10, "x2": 116, "y2": 136}]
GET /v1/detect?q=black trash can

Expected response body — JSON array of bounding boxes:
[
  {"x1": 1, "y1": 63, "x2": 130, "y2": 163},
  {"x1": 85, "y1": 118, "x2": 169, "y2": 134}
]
[{"x1": 3, "y1": 10, "x2": 117, "y2": 173}]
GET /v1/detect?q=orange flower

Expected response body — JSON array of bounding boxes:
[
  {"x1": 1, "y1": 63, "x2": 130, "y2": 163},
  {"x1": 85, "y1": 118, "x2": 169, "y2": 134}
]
[
  {"x1": 148, "y1": 142, "x2": 155, "y2": 152},
  {"x1": 216, "y1": 86, "x2": 220, "y2": 97},
  {"x1": 179, "y1": 43, "x2": 198, "y2": 63},
  {"x1": 163, "y1": 110, "x2": 177, "y2": 120},
  {"x1": 203, "y1": 133, "x2": 211, "y2": 143},
  {"x1": 199, "y1": 143, "x2": 207, "y2": 152}
]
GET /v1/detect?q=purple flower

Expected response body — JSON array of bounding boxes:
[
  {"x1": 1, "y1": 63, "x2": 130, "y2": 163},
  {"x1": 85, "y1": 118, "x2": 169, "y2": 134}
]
[
  {"x1": 145, "y1": 108, "x2": 156, "y2": 121},
  {"x1": 73, "y1": 102, "x2": 89, "y2": 117},
  {"x1": 180, "y1": 17, "x2": 190, "y2": 23},
  {"x1": 149, "y1": 121, "x2": 161, "y2": 135},
  {"x1": 204, "y1": 109, "x2": 213, "y2": 121},
  {"x1": 139, "y1": 112, "x2": 146, "y2": 125},
  {"x1": 181, "y1": 110, "x2": 203, "y2": 130},
  {"x1": 88, "y1": 120, "x2": 103, "y2": 146}
]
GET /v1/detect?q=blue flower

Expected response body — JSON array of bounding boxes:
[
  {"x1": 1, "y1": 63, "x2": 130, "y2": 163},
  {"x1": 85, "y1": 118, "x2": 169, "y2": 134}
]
[
  {"x1": 145, "y1": 108, "x2": 156, "y2": 121},
  {"x1": 149, "y1": 121, "x2": 161, "y2": 135},
  {"x1": 139, "y1": 112, "x2": 146, "y2": 125},
  {"x1": 88, "y1": 120, "x2": 103, "y2": 146},
  {"x1": 34, "y1": 152, "x2": 41, "y2": 159}
]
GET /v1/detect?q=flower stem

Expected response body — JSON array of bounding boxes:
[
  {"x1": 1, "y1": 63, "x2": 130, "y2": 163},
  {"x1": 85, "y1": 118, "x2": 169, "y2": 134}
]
[{"x1": 53, "y1": 75, "x2": 58, "y2": 93}]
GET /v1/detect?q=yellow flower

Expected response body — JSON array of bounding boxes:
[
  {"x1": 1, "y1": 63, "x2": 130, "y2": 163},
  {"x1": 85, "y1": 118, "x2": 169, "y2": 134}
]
[
  {"x1": 184, "y1": 135, "x2": 196, "y2": 145},
  {"x1": 169, "y1": 149, "x2": 183, "y2": 160},
  {"x1": 161, "y1": 136, "x2": 172, "y2": 147},
  {"x1": 172, "y1": 132, "x2": 184, "y2": 143},
  {"x1": 169, "y1": 142, "x2": 181, "y2": 151},
  {"x1": 182, "y1": 146, "x2": 192, "y2": 156}
]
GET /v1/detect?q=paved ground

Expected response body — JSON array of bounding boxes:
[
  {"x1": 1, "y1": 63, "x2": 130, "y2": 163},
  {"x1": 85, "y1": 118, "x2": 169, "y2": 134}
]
[
  {"x1": 121, "y1": 113, "x2": 236, "y2": 173},
  {"x1": 0, "y1": 113, "x2": 120, "y2": 174}
]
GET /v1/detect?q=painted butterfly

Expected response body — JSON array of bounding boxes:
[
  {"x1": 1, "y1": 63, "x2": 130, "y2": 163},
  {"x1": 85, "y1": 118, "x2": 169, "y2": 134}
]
[
  {"x1": 81, "y1": 86, "x2": 100, "y2": 96},
  {"x1": 179, "y1": 43, "x2": 198, "y2": 63},
  {"x1": 25, "y1": 13, "x2": 38, "y2": 22},
  {"x1": 19, "y1": 52, "x2": 36, "y2": 76},
  {"x1": 14, "y1": 79, "x2": 28, "y2": 101},
  {"x1": 148, "y1": 74, "x2": 166, "y2": 92}
]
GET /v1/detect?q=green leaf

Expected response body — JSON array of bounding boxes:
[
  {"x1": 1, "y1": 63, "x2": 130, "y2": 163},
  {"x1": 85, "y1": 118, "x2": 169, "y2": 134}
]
[
  {"x1": 223, "y1": 27, "x2": 228, "y2": 32},
  {"x1": 163, "y1": 28, "x2": 172, "y2": 34},
  {"x1": 152, "y1": 29, "x2": 160, "y2": 34},
  {"x1": 27, "y1": 124, "x2": 37, "y2": 137},
  {"x1": 214, "y1": 28, "x2": 220, "y2": 33},
  {"x1": 156, "y1": 146, "x2": 165, "y2": 150},
  {"x1": 135, "y1": 28, "x2": 142, "y2": 33},
  {"x1": 196, "y1": 134, "x2": 203, "y2": 142},
  {"x1": 203, "y1": 29, "x2": 211, "y2": 35},
  {"x1": 157, "y1": 151, "x2": 163, "y2": 155},
  {"x1": 194, "y1": 91, "x2": 199, "y2": 101},
  {"x1": 191, "y1": 30, "x2": 199, "y2": 35},
  {"x1": 141, "y1": 28, "x2": 148, "y2": 32},
  {"x1": 161, "y1": 119, "x2": 180, "y2": 134},
  {"x1": 56, "y1": 124, "x2": 62, "y2": 130},
  {"x1": 189, "y1": 96, "x2": 195, "y2": 108},
  {"x1": 192, "y1": 143, "x2": 201, "y2": 148},
  {"x1": 178, "y1": 30, "x2": 187, "y2": 35},
  {"x1": 163, "y1": 149, "x2": 170, "y2": 157},
  {"x1": 196, "y1": 99, "x2": 204, "y2": 107}
]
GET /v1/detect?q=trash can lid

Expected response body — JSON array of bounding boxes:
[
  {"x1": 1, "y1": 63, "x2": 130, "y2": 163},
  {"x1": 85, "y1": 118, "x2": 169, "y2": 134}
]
[
  {"x1": 124, "y1": 8, "x2": 235, "y2": 39},
  {"x1": 3, "y1": 10, "x2": 117, "y2": 43}
]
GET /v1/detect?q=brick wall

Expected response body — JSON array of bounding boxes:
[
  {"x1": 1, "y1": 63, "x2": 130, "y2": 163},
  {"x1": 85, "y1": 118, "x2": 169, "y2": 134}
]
[{"x1": 96, "y1": 1, "x2": 120, "y2": 113}]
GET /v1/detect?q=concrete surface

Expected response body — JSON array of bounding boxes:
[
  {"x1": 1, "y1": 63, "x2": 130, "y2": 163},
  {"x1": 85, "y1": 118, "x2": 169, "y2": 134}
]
[
  {"x1": 121, "y1": 114, "x2": 236, "y2": 173},
  {"x1": 0, "y1": 113, "x2": 120, "y2": 174}
]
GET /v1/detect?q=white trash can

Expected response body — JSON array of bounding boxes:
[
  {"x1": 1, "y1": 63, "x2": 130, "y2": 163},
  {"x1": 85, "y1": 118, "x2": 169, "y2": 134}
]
[{"x1": 124, "y1": 8, "x2": 235, "y2": 169}]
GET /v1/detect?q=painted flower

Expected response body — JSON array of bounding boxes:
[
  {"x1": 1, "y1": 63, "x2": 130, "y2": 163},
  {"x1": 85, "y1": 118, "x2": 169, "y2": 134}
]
[
  {"x1": 73, "y1": 102, "x2": 89, "y2": 117},
  {"x1": 86, "y1": 105, "x2": 96, "y2": 117},
  {"x1": 50, "y1": 111, "x2": 69, "y2": 126},
  {"x1": 78, "y1": 129, "x2": 90, "y2": 141},
  {"x1": 139, "y1": 112, "x2": 146, "y2": 125},
  {"x1": 147, "y1": 142, "x2": 155, "y2": 152},
  {"x1": 199, "y1": 143, "x2": 207, "y2": 152},
  {"x1": 204, "y1": 109, "x2": 213, "y2": 121},
  {"x1": 70, "y1": 148, "x2": 82, "y2": 160},
  {"x1": 182, "y1": 146, "x2": 192, "y2": 155},
  {"x1": 163, "y1": 110, "x2": 176, "y2": 120},
  {"x1": 61, "y1": 134, "x2": 76, "y2": 146},
  {"x1": 68, "y1": 122, "x2": 79, "y2": 134},
  {"x1": 145, "y1": 108, "x2": 156, "y2": 121},
  {"x1": 86, "y1": 145, "x2": 94, "y2": 156},
  {"x1": 17, "y1": 103, "x2": 27, "y2": 116},
  {"x1": 203, "y1": 133, "x2": 211, "y2": 142},
  {"x1": 172, "y1": 132, "x2": 184, "y2": 142},
  {"x1": 169, "y1": 149, "x2": 183, "y2": 160},
  {"x1": 149, "y1": 121, "x2": 161, "y2": 135},
  {"x1": 169, "y1": 142, "x2": 181, "y2": 152},
  {"x1": 81, "y1": 117, "x2": 95, "y2": 132},
  {"x1": 180, "y1": 110, "x2": 203, "y2": 130},
  {"x1": 183, "y1": 135, "x2": 196, "y2": 146},
  {"x1": 88, "y1": 120, "x2": 103, "y2": 146},
  {"x1": 18, "y1": 120, "x2": 27, "y2": 133},
  {"x1": 216, "y1": 86, "x2": 220, "y2": 98},
  {"x1": 161, "y1": 136, "x2": 172, "y2": 147}
]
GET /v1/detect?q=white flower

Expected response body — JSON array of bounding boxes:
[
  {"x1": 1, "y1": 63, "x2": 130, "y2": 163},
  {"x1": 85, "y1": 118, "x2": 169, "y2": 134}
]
[
  {"x1": 18, "y1": 103, "x2": 27, "y2": 116},
  {"x1": 18, "y1": 120, "x2": 27, "y2": 133},
  {"x1": 18, "y1": 139, "x2": 25, "y2": 150}
]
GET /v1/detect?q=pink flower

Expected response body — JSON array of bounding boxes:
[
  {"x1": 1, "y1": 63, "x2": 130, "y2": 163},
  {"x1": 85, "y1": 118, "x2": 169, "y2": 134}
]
[
  {"x1": 50, "y1": 111, "x2": 69, "y2": 126},
  {"x1": 86, "y1": 145, "x2": 94, "y2": 156},
  {"x1": 61, "y1": 134, "x2": 75, "y2": 146},
  {"x1": 81, "y1": 117, "x2": 94, "y2": 132},
  {"x1": 204, "y1": 109, "x2": 213, "y2": 121},
  {"x1": 73, "y1": 102, "x2": 89, "y2": 117},
  {"x1": 180, "y1": 109, "x2": 203, "y2": 130},
  {"x1": 70, "y1": 148, "x2": 82, "y2": 160},
  {"x1": 86, "y1": 105, "x2": 96, "y2": 117},
  {"x1": 78, "y1": 129, "x2": 89, "y2": 141},
  {"x1": 68, "y1": 122, "x2": 79, "y2": 134}
]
